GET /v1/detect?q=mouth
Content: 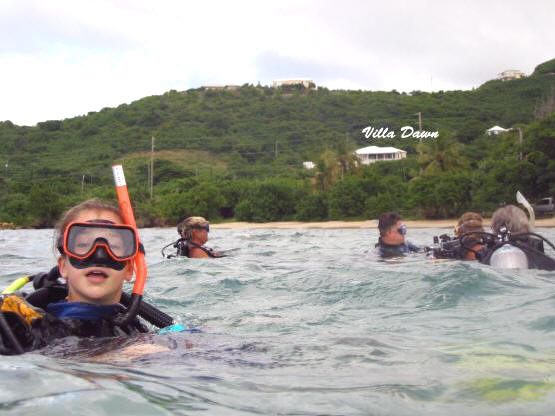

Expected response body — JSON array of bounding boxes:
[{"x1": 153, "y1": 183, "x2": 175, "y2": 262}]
[{"x1": 85, "y1": 269, "x2": 109, "y2": 279}]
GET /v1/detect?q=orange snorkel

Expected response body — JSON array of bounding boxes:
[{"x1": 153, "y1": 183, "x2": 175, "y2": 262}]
[{"x1": 112, "y1": 164, "x2": 147, "y2": 325}]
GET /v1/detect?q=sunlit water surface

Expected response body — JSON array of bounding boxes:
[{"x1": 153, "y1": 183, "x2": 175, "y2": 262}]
[{"x1": 1, "y1": 227, "x2": 555, "y2": 415}]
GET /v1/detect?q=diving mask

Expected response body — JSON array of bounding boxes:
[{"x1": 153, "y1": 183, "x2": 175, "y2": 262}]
[{"x1": 59, "y1": 221, "x2": 139, "y2": 262}]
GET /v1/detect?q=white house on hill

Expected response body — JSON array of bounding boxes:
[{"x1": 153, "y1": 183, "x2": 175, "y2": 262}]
[
  {"x1": 303, "y1": 161, "x2": 315, "y2": 169},
  {"x1": 272, "y1": 79, "x2": 315, "y2": 89},
  {"x1": 497, "y1": 70, "x2": 525, "y2": 81},
  {"x1": 355, "y1": 146, "x2": 407, "y2": 165},
  {"x1": 486, "y1": 125, "x2": 509, "y2": 136}
]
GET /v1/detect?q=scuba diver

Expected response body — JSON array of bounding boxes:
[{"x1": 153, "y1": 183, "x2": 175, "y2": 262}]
[
  {"x1": 454, "y1": 212, "x2": 485, "y2": 260},
  {"x1": 162, "y1": 216, "x2": 225, "y2": 259},
  {"x1": 481, "y1": 205, "x2": 553, "y2": 270},
  {"x1": 428, "y1": 206, "x2": 555, "y2": 271},
  {"x1": 0, "y1": 199, "x2": 174, "y2": 355},
  {"x1": 375, "y1": 212, "x2": 421, "y2": 258},
  {"x1": 428, "y1": 212, "x2": 485, "y2": 261}
]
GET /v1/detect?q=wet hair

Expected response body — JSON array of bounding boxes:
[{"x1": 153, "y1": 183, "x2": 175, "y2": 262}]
[
  {"x1": 491, "y1": 205, "x2": 531, "y2": 235},
  {"x1": 54, "y1": 199, "x2": 123, "y2": 251},
  {"x1": 456, "y1": 211, "x2": 484, "y2": 236},
  {"x1": 177, "y1": 216, "x2": 208, "y2": 240},
  {"x1": 378, "y1": 212, "x2": 401, "y2": 236}
]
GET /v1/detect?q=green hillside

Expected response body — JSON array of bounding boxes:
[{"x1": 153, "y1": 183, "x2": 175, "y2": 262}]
[{"x1": 1, "y1": 58, "x2": 554, "y2": 227}]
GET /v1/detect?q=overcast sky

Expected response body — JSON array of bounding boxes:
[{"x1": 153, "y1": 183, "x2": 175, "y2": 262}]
[{"x1": 1, "y1": 0, "x2": 554, "y2": 126}]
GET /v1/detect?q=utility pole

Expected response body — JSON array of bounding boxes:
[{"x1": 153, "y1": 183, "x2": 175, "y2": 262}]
[
  {"x1": 417, "y1": 112, "x2": 422, "y2": 134},
  {"x1": 150, "y1": 136, "x2": 155, "y2": 199},
  {"x1": 416, "y1": 112, "x2": 423, "y2": 174},
  {"x1": 275, "y1": 140, "x2": 278, "y2": 159},
  {"x1": 517, "y1": 127, "x2": 523, "y2": 161},
  {"x1": 509, "y1": 127, "x2": 523, "y2": 161},
  {"x1": 81, "y1": 174, "x2": 85, "y2": 194}
]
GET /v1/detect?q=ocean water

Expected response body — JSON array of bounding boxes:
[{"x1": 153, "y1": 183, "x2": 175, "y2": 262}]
[{"x1": 1, "y1": 226, "x2": 555, "y2": 415}]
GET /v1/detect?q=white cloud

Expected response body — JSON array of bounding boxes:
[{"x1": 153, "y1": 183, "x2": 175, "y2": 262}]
[{"x1": 1, "y1": 0, "x2": 554, "y2": 125}]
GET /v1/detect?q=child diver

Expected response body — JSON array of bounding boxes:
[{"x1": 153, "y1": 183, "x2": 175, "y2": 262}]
[{"x1": 0, "y1": 199, "x2": 172, "y2": 355}]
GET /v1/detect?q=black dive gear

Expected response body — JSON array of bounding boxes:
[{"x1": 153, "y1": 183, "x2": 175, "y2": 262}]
[
  {"x1": 426, "y1": 234, "x2": 484, "y2": 260},
  {"x1": 376, "y1": 238, "x2": 420, "y2": 258},
  {"x1": 0, "y1": 295, "x2": 148, "y2": 355},
  {"x1": 25, "y1": 267, "x2": 174, "y2": 328},
  {"x1": 427, "y1": 229, "x2": 555, "y2": 271},
  {"x1": 162, "y1": 238, "x2": 226, "y2": 259},
  {"x1": 0, "y1": 266, "x2": 175, "y2": 355}
]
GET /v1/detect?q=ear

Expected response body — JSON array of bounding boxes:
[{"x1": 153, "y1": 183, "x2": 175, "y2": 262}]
[{"x1": 57, "y1": 256, "x2": 68, "y2": 280}]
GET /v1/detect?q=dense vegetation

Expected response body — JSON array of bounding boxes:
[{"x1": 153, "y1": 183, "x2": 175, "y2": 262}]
[{"x1": 1, "y1": 59, "x2": 554, "y2": 227}]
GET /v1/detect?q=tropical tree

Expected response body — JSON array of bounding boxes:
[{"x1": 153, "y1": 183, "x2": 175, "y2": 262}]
[
  {"x1": 417, "y1": 131, "x2": 468, "y2": 174},
  {"x1": 313, "y1": 148, "x2": 341, "y2": 192}
]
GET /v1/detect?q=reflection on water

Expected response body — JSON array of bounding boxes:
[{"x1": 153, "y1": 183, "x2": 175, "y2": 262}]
[{"x1": 1, "y1": 227, "x2": 554, "y2": 415}]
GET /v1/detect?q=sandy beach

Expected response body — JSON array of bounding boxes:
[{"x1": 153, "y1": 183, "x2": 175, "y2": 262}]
[{"x1": 212, "y1": 217, "x2": 555, "y2": 229}]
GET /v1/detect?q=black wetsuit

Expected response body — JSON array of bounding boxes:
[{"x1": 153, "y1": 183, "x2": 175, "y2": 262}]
[
  {"x1": 479, "y1": 237, "x2": 555, "y2": 271},
  {"x1": 0, "y1": 293, "x2": 148, "y2": 355},
  {"x1": 376, "y1": 238, "x2": 421, "y2": 258},
  {"x1": 175, "y1": 239, "x2": 224, "y2": 258}
]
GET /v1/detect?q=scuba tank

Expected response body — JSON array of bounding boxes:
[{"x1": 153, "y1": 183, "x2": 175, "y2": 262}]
[{"x1": 489, "y1": 244, "x2": 529, "y2": 269}]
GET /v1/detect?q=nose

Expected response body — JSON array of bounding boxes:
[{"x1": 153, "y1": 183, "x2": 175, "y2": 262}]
[{"x1": 91, "y1": 245, "x2": 109, "y2": 260}]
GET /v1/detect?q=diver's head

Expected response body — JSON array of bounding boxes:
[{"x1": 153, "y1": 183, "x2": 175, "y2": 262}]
[
  {"x1": 177, "y1": 216, "x2": 210, "y2": 244},
  {"x1": 455, "y1": 211, "x2": 484, "y2": 237},
  {"x1": 491, "y1": 205, "x2": 531, "y2": 235},
  {"x1": 378, "y1": 212, "x2": 406, "y2": 245},
  {"x1": 55, "y1": 199, "x2": 133, "y2": 305},
  {"x1": 489, "y1": 244, "x2": 529, "y2": 269}
]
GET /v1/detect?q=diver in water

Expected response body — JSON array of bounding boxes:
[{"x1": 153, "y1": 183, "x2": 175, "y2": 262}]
[
  {"x1": 375, "y1": 212, "x2": 421, "y2": 258},
  {"x1": 0, "y1": 199, "x2": 175, "y2": 355},
  {"x1": 480, "y1": 205, "x2": 555, "y2": 270},
  {"x1": 429, "y1": 212, "x2": 485, "y2": 261},
  {"x1": 163, "y1": 216, "x2": 225, "y2": 259},
  {"x1": 454, "y1": 212, "x2": 485, "y2": 260}
]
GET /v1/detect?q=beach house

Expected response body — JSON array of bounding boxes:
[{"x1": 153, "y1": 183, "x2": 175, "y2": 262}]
[{"x1": 355, "y1": 146, "x2": 407, "y2": 165}]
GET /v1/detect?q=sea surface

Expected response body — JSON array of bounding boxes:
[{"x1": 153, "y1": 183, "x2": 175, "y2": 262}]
[{"x1": 1, "y1": 226, "x2": 555, "y2": 415}]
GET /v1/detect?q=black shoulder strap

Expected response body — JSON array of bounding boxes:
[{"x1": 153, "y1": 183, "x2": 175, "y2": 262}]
[
  {"x1": 188, "y1": 241, "x2": 225, "y2": 258},
  {"x1": 24, "y1": 267, "x2": 175, "y2": 328}
]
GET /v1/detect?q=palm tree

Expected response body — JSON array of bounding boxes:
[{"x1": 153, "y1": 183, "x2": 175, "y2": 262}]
[
  {"x1": 417, "y1": 131, "x2": 467, "y2": 174},
  {"x1": 314, "y1": 148, "x2": 341, "y2": 192},
  {"x1": 334, "y1": 138, "x2": 359, "y2": 179}
]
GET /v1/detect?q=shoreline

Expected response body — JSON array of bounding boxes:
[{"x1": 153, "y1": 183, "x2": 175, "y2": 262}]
[
  {"x1": 2, "y1": 218, "x2": 554, "y2": 230},
  {"x1": 212, "y1": 217, "x2": 555, "y2": 230}
]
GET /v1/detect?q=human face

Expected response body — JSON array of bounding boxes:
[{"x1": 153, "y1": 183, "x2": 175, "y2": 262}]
[
  {"x1": 191, "y1": 224, "x2": 209, "y2": 245},
  {"x1": 58, "y1": 209, "x2": 132, "y2": 305},
  {"x1": 383, "y1": 221, "x2": 406, "y2": 245}
]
